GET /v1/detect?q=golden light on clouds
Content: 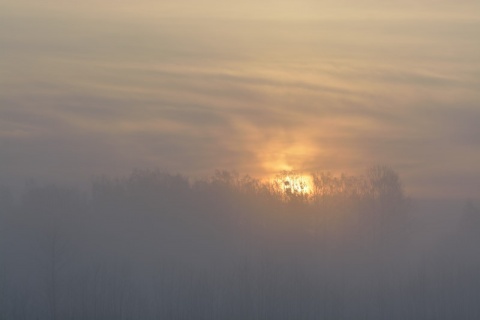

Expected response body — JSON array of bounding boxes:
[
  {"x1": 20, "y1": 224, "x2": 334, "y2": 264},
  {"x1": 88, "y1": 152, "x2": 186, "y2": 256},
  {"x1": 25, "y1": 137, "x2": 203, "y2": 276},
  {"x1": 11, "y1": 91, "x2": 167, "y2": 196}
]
[
  {"x1": 0, "y1": 0, "x2": 479, "y2": 198},
  {"x1": 260, "y1": 139, "x2": 318, "y2": 199},
  {"x1": 257, "y1": 140, "x2": 318, "y2": 175}
]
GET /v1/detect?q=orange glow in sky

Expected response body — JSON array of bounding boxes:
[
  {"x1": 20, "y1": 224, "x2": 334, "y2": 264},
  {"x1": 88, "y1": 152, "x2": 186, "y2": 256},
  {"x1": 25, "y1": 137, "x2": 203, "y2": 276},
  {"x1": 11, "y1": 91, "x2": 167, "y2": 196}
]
[{"x1": 0, "y1": 0, "x2": 479, "y2": 198}]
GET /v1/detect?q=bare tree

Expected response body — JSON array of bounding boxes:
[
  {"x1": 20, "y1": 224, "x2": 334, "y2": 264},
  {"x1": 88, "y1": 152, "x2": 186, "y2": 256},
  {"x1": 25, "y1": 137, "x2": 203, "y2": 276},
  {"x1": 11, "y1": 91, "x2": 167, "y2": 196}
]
[
  {"x1": 366, "y1": 165, "x2": 407, "y2": 230},
  {"x1": 20, "y1": 185, "x2": 83, "y2": 320}
]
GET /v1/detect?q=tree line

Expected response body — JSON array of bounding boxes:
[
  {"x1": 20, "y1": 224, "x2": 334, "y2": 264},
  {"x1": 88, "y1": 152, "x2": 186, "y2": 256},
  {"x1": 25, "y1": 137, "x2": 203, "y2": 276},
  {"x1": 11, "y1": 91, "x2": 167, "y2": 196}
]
[{"x1": 0, "y1": 166, "x2": 479, "y2": 319}]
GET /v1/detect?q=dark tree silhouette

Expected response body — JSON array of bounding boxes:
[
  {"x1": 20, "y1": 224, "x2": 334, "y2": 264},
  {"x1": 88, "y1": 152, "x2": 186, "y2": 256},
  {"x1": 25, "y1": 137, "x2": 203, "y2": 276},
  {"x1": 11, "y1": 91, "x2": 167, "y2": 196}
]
[
  {"x1": 19, "y1": 185, "x2": 84, "y2": 320},
  {"x1": 461, "y1": 200, "x2": 480, "y2": 232},
  {"x1": 1, "y1": 168, "x2": 479, "y2": 319},
  {"x1": 366, "y1": 165, "x2": 407, "y2": 232}
]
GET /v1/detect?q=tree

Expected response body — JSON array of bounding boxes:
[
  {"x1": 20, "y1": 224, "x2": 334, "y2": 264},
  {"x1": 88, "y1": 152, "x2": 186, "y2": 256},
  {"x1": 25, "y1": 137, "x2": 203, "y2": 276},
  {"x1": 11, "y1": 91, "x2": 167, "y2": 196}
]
[
  {"x1": 460, "y1": 200, "x2": 480, "y2": 233},
  {"x1": 365, "y1": 165, "x2": 407, "y2": 241},
  {"x1": 367, "y1": 165, "x2": 405, "y2": 211},
  {"x1": 0, "y1": 187, "x2": 11, "y2": 318},
  {"x1": 20, "y1": 185, "x2": 84, "y2": 320}
]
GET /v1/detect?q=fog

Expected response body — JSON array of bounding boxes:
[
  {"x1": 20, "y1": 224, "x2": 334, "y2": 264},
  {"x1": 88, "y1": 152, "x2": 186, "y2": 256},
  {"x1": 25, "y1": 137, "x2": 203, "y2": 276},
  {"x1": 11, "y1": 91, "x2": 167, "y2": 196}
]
[
  {"x1": 2, "y1": 0, "x2": 480, "y2": 318},
  {"x1": 1, "y1": 167, "x2": 479, "y2": 319}
]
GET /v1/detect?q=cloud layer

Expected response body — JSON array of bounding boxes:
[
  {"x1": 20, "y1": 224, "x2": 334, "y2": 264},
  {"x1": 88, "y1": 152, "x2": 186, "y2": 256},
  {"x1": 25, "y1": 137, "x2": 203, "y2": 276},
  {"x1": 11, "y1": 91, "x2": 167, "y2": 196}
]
[{"x1": 1, "y1": 2, "x2": 479, "y2": 197}]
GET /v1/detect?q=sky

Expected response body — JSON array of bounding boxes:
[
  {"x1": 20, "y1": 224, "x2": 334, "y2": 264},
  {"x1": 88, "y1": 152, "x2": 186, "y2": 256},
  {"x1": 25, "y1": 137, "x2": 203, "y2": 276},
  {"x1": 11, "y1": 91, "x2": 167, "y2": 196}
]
[{"x1": 0, "y1": 0, "x2": 479, "y2": 198}]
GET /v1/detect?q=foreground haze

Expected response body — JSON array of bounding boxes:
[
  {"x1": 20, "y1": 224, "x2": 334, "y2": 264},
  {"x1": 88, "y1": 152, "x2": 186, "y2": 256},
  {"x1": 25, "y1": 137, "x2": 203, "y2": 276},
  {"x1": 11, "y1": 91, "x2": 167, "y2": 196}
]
[
  {"x1": 0, "y1": 168, "x2": 480, "y2": 319},
  {"x1": 1, "y1": 0, "x2": 479, "y2": 197}
]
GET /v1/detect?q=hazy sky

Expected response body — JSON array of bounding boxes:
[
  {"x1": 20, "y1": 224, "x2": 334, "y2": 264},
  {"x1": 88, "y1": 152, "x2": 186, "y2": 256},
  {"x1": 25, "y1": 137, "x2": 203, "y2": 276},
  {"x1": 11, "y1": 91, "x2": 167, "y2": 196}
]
[{"x1": 1, "y1": 0, "x2": 479, "y2": 197}]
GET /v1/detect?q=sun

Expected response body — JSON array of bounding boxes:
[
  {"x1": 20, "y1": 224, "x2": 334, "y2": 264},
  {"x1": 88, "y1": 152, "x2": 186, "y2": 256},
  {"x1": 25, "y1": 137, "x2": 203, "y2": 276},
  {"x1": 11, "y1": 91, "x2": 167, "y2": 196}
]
[{"x1": 273, "y1": 171, "x2": 314, "y2": 197}]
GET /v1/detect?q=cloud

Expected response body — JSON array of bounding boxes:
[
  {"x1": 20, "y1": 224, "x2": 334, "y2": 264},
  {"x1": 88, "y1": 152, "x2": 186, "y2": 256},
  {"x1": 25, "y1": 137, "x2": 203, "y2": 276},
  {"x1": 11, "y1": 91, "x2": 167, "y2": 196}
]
[{"x1": 0, "y1": 6, "x2": 479, "y2": 198}]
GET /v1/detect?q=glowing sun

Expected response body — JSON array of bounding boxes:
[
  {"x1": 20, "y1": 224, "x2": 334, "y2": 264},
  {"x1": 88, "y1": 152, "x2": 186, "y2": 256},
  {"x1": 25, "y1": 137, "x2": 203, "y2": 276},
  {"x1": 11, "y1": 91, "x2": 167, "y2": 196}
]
[{"x1": 273, "y1": 172, "x2": 314, "y2": 196}]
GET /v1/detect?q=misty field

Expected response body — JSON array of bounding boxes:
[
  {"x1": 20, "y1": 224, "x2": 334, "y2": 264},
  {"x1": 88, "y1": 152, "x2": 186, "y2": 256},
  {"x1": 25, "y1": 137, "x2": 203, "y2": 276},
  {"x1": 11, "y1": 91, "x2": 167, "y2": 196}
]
[{"x1": 0, "y1": 167, "x2": 479, "y2": 319}]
